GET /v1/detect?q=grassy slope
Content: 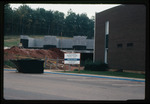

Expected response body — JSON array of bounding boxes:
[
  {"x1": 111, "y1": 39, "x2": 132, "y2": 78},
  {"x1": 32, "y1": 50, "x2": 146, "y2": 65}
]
[{"x1": 4, "y1": 35, "x2": 20, "y2": 47}]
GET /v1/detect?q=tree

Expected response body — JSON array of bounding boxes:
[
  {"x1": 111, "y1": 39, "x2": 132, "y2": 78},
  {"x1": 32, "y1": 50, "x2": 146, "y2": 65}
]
[
  {"x1": 64, "y1": 9, "x2": 78, "y2": 37},
  {"x1": 16, "y1": 4, "x2": 33, "y2": 35},
  {"x1": 52, "y1": 11, "x2": 65, "y2": 36},
  {"x1": 4, "y1": 4, "x2": 13, "y2": 35},
  {"x1": 64, "y1": 10, "x2": 94, "y2": 38},
  {"x1": 4, "y1": 4, "x2": 94, "y2": 38},
  {"x1": 45, "y1": 10, "x2": 53, "y2": 35}
]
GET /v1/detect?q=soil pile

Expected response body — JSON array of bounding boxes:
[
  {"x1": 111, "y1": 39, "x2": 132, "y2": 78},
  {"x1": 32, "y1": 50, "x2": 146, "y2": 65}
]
[
  {"x1": 4, "y1": 46, "x2": 84, "y2": 70},
  {"x1": 4, "y1": 46, "x2": 64, "y2": 61}
]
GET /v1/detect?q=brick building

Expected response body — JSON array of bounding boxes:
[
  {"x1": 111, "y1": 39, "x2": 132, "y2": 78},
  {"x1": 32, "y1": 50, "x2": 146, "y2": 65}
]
[{"x1": 94, "y1": 5, "x2": 146, "y2": 71}]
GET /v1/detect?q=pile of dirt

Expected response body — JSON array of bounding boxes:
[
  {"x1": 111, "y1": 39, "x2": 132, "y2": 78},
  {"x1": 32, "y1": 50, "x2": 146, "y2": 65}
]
[
  {"x1": 50, "y1": 48, "x2": 64, "y2": 59},
  {"x1": 4, "y1": 46, "x2": 64, "y2": 61},
  {"x1": 4, "y1": 46, "x2": 83, "y2": 71}
]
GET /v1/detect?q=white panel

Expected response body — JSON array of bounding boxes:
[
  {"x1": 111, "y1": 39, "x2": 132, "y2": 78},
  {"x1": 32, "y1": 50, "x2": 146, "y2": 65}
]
[
  {"x1": 73, "y1": 36, "x2": 87, "y2": 46},
  {"x1": 64, "y1": 53, "x2": 80, "y2": 59},
  {"x1": 20, "y1": 35, "x2": 29, "y2": 39},
  {"x1": 64, "y1": 53, "x2": 80, "y2": 64},
  {"x1": 59, "y1": 39, "x2": 73, "y2": 48},
  {"x1": 28, "y1": 38, "x2": 35, "y2": 47},
  {"x1": 34, "y1": 39, "x2": 43, "y2": 47},
  {"x1": 44, "y1": 36, "x2": 57, "y2": 45},
  {"x1": 86, "y1": 39, "x2": 94, "y2": 49},
  {"x1": 64, "y1": 61, "x2": 80, "y2": 64}
]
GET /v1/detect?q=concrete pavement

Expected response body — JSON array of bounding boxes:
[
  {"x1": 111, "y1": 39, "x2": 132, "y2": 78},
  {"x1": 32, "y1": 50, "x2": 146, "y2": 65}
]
[{"x1": 3, "y1": 69, "x2": 145, "y2": 100}]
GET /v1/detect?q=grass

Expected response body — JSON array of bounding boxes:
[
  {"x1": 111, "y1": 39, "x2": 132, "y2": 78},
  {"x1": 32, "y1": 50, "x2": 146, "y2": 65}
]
[
  {"x1": 61, "y1": 70, "x2": 145, "y2": 79},
  {"x1": 4, "y1": 35, "x2": 44, "y2": 47},
  {"x1": 4, "y1": 35, "x2": 20, "y2": 47},
  {"x1": 4, "y1": 40, "x2": 20, "y2": 47}
]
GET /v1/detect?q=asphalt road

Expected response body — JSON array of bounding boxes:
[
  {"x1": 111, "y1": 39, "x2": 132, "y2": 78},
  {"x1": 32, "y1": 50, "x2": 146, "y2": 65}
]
[{"x1": 3, "y1": 70, "x2": 145, "y2": 100}]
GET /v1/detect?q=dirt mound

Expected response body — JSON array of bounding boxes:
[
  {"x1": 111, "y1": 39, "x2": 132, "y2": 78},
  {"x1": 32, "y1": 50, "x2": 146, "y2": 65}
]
[
  {"x1": 4, "y1": 46, "x2": 64, "y2": 61},
  {"x1": 49, "y1": 48, "x2": 64, "y2": 59},
  {"x1": 4, "y1": 46, "x2": 84, "y2": 71}
]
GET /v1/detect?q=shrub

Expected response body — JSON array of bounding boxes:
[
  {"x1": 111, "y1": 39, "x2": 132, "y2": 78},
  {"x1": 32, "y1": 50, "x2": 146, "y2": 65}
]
[
  {"x1": 84, "y1": 61, "x2": 108, "y2": 71},
  {"x1": 74, "y1": 69, "x2": 79, "y2": 71}
]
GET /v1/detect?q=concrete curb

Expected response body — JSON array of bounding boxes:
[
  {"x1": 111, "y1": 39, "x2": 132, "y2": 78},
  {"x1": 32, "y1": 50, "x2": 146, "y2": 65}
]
[
  {"x1": 44, "y1": 71, "x2": 145, "y2": 82},
  {"x1": 4, "y1": 69, "x2": 145, "y2": 82}
]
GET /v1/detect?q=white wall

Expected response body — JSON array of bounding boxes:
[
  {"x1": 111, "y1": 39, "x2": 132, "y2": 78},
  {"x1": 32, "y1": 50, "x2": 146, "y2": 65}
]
[
  {"x1": 28, "y1": 38, "x2": 35, "y2": 47},
  {"x1": 86, "y1": 39, "x2": 94, "y2": 49},
  {"x1": 43, "y1": 36, "x2": 57, "y2": 46}
]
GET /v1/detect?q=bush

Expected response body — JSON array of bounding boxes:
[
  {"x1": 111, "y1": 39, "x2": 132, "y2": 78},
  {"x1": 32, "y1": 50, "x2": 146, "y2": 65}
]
[
  {"x1": 84, "y1": 61, "x2": 108, "y2": 71},
  {"x1": 74, "y1": 69, "x2": 79, "y2": 71},
  {"x1": 80, "y1": 59, "x2": 93, "y2": 66}
]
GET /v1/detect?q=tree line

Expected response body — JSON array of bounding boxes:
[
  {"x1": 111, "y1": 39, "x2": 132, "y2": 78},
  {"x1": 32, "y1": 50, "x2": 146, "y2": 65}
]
[{"x1": 4, "y1": 4, "x2": 94, "y2": 38}]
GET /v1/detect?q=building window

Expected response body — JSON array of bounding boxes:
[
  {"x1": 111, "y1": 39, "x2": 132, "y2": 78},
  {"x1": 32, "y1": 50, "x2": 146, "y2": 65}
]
[
  {"x1": 117, "y1": 44, "x2": 123, "y2": 48},
  {"x1": 127, "y1": 43, "x2": 133, "y2": 47},
  {"x1": 104, "y1": 21, "x2": 109, "y2": 64},
  {"x1": 105, "y1": 21, "x2": 109, "y2": 35},
  {"x1": 105, "y1": 21, "x2": 109, "y2": 48},
  {"x1": 105, "y1": 35, "x2": 109, "y2": 48}
]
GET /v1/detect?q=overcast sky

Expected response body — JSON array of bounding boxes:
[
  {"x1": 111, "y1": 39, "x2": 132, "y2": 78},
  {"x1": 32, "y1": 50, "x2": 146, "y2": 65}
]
[{"x1": 10, "y1": 4, "x2": 120, "y2": 18}]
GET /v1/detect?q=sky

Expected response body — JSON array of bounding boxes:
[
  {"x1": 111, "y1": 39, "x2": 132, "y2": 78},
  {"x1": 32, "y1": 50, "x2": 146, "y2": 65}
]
[{"x1": 10, "y1": 4, "x2": 120, "y2": 18}]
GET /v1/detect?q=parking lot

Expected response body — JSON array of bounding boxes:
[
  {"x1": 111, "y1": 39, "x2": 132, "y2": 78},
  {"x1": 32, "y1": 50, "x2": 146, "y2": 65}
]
[{"x1": 4, "y1": 69, "x2": 145, "y2": 100}]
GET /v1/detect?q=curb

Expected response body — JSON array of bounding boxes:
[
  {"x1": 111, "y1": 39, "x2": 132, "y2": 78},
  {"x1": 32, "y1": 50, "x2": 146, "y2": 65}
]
[
  {"x1": 4, "y1": 69, "x2": 145, "y2": 82},
  {"x1": 44, "y1": 71, "x2": 145, "y2": 82}
]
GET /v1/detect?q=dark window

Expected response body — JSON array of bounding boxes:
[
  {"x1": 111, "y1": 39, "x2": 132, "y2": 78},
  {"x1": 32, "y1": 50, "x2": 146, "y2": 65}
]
[
  {"x1": 117, "y1": 44, "x2": 123, "y2": 48},
  {"x1": 105, "y1": 35, "x2": 109, "y2": 48},
  {"x1": 127, "y1": 43, "x2": 133, "y2": 47}
]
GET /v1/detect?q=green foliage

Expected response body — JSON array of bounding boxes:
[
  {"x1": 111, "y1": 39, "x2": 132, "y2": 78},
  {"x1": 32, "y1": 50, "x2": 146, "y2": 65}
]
[
  {"x1": 4, "y1": 4, "x2": 94, "y2": 38},
  {"x1": 84, "y1": 61, "x2": 109, "y2": 71},
  {"x1": 74, "y1": 69, "x2": 79, "y2": 71}
]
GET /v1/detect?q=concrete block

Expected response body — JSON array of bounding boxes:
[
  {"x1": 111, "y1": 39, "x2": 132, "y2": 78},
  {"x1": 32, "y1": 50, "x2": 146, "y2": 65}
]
[
  {"x1": 43, "y1": 36, "x2": 57, "y2": 46},
  {"x1": 20, "y1": 35, "x2": 29, "y2": 39},
  {"x1": 86, "y1": 39, "x2": 94, "y2": 49},
  {"x1": 28, "y1": 38, "x2": 35, "y2": 48},
  {"x1": 59, "y1": 39, "x2": 73, "y2": 49},
  {"x1": 73, "y1": 36, "x2": 87, "y2": 46},
  {"x1": 34, "y1": 39, "x2": 43, "y2": 48}
]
